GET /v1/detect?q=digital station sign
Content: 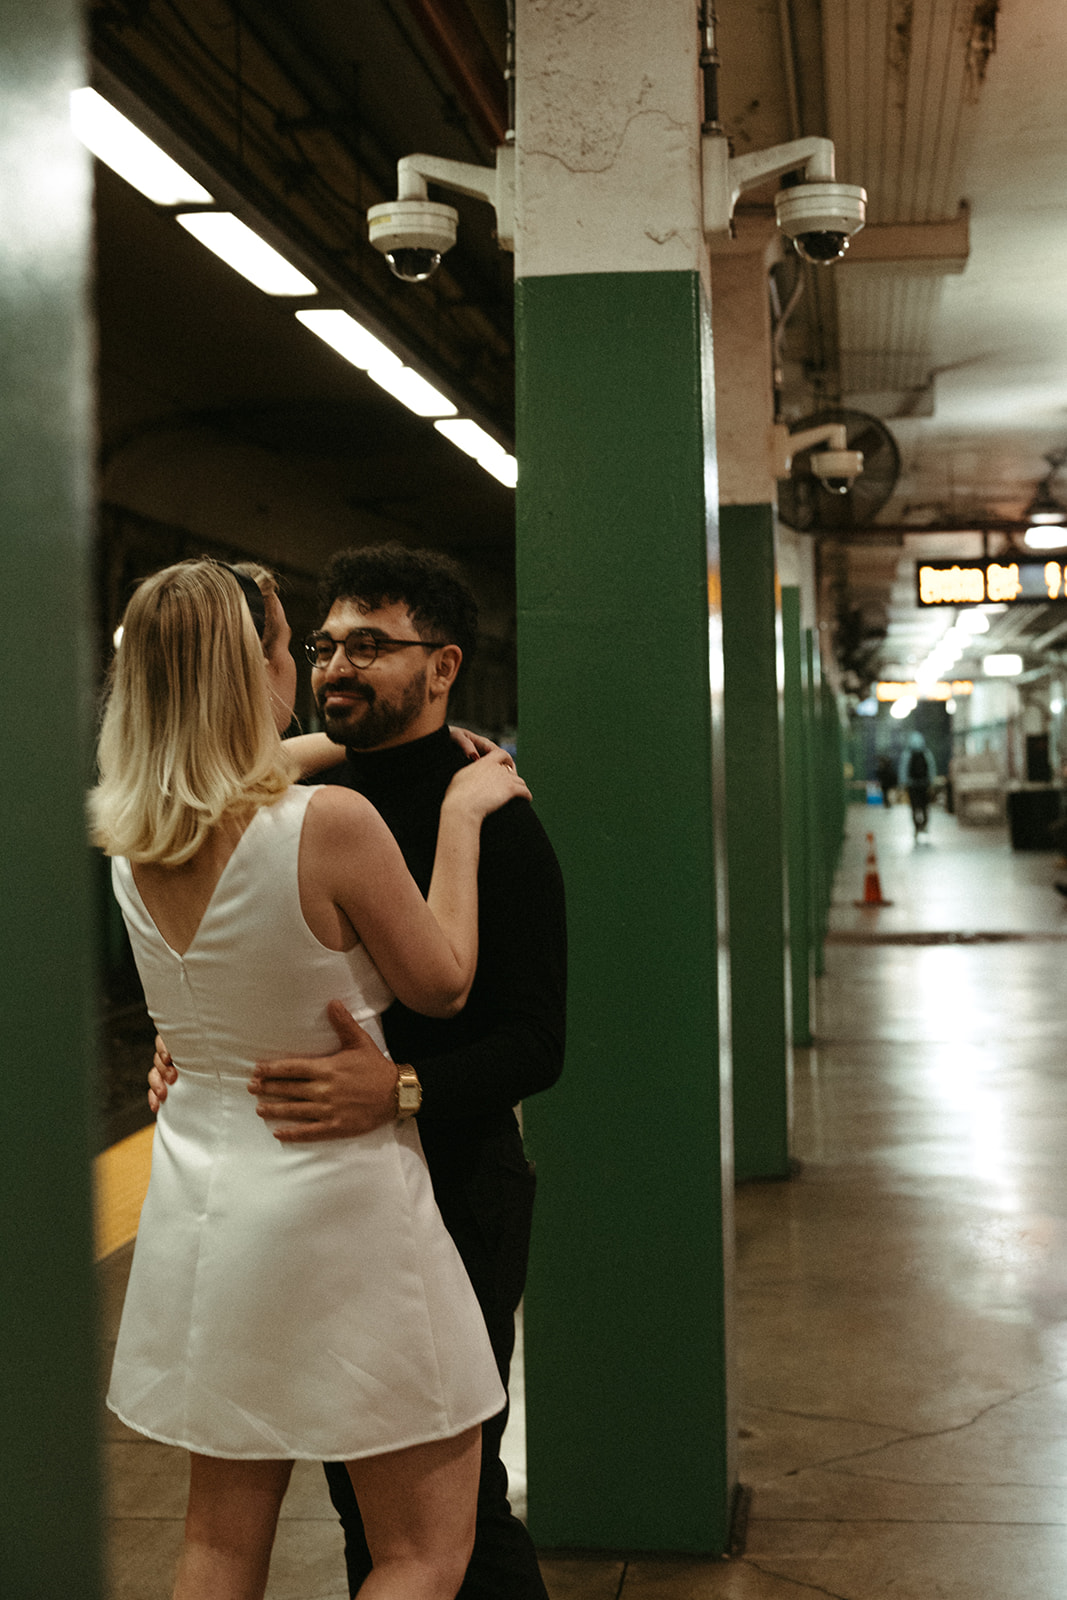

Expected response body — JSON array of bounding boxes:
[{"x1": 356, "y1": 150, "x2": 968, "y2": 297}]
[{"x1": 916, "y1": 558, "x2": 1067, "y2": 606}]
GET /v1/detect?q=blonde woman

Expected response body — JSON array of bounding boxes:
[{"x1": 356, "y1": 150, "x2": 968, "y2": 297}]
[{"x1": 91, "y1": 558, "x2": 528, "y2": 1600}]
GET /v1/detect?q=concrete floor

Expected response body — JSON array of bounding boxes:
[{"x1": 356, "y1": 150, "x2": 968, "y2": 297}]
[{"x1": 100, "y1": 801, "x2": 1067, "y2": 1597}]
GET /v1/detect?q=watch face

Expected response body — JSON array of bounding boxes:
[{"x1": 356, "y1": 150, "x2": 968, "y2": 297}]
[{"x1": 398, "y1": 1084, "x2": 421, "y2": 1111}]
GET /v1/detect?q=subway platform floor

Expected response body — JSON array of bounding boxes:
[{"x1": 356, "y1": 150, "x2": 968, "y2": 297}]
[{"x1": 100, "y1": 800, "x2": 1067, "y2": 1597}]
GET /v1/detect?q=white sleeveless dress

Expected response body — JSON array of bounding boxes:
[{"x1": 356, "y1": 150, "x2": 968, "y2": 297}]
[{"x1": 107, "y1": 785, "x2": 504, "y2": 1461}]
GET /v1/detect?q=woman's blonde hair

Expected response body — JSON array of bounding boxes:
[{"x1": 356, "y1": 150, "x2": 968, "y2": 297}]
[{"x1": 89, "y1": 558, "x2": 297, "y2": 865}]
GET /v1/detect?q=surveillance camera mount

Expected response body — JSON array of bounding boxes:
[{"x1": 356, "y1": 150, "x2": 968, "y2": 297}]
[
  {"x1": 367, "y1": 146, "x2": 515, "y2": 279},
  {"x1": 772, "y1": 421, "x2": 863, "y2": 486},
  {"x1": 703, "y1": 132, "x2": 865, "y2": 260}
]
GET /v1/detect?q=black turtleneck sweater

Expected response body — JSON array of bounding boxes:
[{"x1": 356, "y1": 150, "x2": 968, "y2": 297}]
[{"x1": 317, "y1": 726, "x2": 566, "y2": 1183}]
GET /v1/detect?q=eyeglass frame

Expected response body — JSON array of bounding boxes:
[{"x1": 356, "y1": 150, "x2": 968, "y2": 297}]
[{"x1": 303, "y1": 628, "x2": 450, "y2": 670}]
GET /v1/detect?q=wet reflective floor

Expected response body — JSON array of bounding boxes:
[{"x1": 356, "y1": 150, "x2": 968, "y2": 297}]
[{"x1": 101, "y1": 802, "x2": 1067, "y2": 1597}]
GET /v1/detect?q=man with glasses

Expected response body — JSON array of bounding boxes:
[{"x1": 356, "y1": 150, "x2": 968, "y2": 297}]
[{"x1": 153, "y1": 542, "x2": 566, "y2": 1600}]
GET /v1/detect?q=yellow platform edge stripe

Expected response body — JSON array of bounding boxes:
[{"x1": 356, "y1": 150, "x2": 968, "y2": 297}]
[{"x1": 94, "y1": 1124, "x2": 154, "y2": 1261}]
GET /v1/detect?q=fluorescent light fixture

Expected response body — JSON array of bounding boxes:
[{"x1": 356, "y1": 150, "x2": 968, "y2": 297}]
[
  {"x1": 434, "y1": 419, "x2": 518, "y2": 488},
  {"x1": 71, "y1": 88, "x2": 213, "y2": 205},
  {"x1": 297, "y1": 308, "x2": 400, "y2": 371},
  {"x1": 434, "y1": 418, "x2": 497, "y2": 458},
  {"x1": 983, "y1": 653, "x2": 1023, "y2": 677},
  {"x1": 890, "y1": 696, "x2": 918, "y2": 719},
  {"x1": 295, "y1": 309, "x2": 456, "y2": 418},
  {"x1": 956, "y1": 609, "x2": 990, "y2": 633},
  {"x1": 176, "y1": 213, "x2": 317, "y2": 295},
  {"x1": 482, "y1": 452, "x2": 518, "y2": 489},
  {"x1": 1026, "y1": 490, "x2": 1067, "y2": 525},
  {"x1": 365, "y1": 364, "x2": 457, "y2": 417},
  {"x1": 1024, "y1": 525, "x2": 1067, "y2": 550}
]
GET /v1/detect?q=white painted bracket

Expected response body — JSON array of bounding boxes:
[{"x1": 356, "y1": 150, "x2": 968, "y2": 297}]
[
  {"x1": 771, "y1": 421, "x2": 850, "y2": 477},
  {"x1": 395, "y1": 145, "x2": 515, "y2": 251},
  {"x1": 703, "y1": 133, "x2": 837, "y2": 239}
]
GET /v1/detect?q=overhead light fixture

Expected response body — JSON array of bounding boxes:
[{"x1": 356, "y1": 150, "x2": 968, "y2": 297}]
[
  {"x1": 175, "y1": 213, "x2": 317, "y2": 296},
  {"x1": 73, "y1": 92, "x2": 504, "y2": 470},
  {"x1": 955, "y1": 609, "x2": 990, "y2": 634},
  {"x1": 1025, "y1": 493, "x2": 1067, "y2": 526},
  {"x1": 297, "y1": 309, "x2": 397, "y2": 369},
  {"x1": 71, "y1": 89, "x2": 313, "y2": 296},
  {"x1": 367, "y1": 365, "x2": 458, "y2": 418},
  {"x1": 983, "y1": 653, "x2": 1023, "y2": 677},
  {"x1": 890, "y1": 696, "x2": 917, "y2": 720},
  {"x1": 295, "y1": 309, "x2": 457, "y2": 418},
  {"x1": 1024, "y1": 448, "x2": 1067, "y2": 531},
  {"x1": 434, "y1": 420, "x2": 518, "y2": 488},
  {"x1": 1023, "y1": 525, "x2": 1067, "y2": 551},
  {"x1": 71, "y1": 87, "x2": 213, "y2": 205}
]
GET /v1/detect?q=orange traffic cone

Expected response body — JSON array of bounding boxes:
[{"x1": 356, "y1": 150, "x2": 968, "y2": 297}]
[{"x1": 855, "y1": 831, "x2": 892, "y2": 907}]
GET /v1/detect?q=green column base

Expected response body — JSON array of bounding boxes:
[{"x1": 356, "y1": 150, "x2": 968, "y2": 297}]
[
  {"x1": 782, "y1": 588, "x2": 814, "y2": 1046},
  {"x1": 516, "y1": 269, "x2": 735, "y2": 1553},
  {"x1": 721, "y1": 505, "x2": 791, "y2": 1180}
]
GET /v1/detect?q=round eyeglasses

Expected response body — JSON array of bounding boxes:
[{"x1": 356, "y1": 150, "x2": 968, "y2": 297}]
[{"x1": 304, "y1": 629, "x2": 448, "y2": 670}]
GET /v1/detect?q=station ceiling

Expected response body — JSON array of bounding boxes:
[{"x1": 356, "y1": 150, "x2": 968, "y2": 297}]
[{"x1": 86, "y1": 0, "x2": 1067, "y2": 698}]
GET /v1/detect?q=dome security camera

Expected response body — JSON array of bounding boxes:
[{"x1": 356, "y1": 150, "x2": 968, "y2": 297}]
[
  {"x1": 367, "y1": 197, "x2": 459, "y2": 283},
  {"x1": 774, "y1": 181, "x2": 867, "y2": 264},
  {"x1": 811, "y1": 447, "x2": 864, "y2": 493},
  {"x1": 367, "y1": 149, "x2": 514, "y2": 285}
]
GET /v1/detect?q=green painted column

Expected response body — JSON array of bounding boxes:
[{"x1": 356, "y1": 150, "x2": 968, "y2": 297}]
[
  {"x1": 0, "y1": 4, "x2": 103, "y2": 1597},
  {"x1": 805, "y1": 630, "x2": 828, "y2": 977},
  {"x1": 517, "y1": 270, "x2": 734, "y2": 1553},
  {"x1": 514, "y1": 0, "x2": 734, "y2": 1553},
  {"x1": 782, "y1": 588, "x2": 814, "y2": 1046},
  {"x1": 805, "y1": 646, "x2": 846, "y2": 978},
  {"x1": 821, "y1": 679, "x2": 847, "y2": 882},
  {"x1": 721, "y1": 506, "x2": 791, "y2": 1181}
]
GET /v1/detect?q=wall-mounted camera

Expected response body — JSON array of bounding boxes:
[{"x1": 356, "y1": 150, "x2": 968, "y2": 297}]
[
  {"x1": 368, "y1": 149, "x2": 514, "y2": 284},
  {"x1": 772, "y1": 421, "x2": 864, "y2": 489},
  {"x1": 810, "y1": 447, "x2": 864, "y2": 492},
  {"x1": 774, "y1": 182, "x2": 866, "y2": 264},
  {"x1": 367, "y1": 198, "x2": 458, "y2": 283},
  {"x1": 704, "y1": 133, "x2": 866, "y2": 264}
]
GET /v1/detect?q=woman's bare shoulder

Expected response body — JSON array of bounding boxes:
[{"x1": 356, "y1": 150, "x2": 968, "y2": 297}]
[{"x1": 304, "y1": 784, "x2": 388, "y2": 841}]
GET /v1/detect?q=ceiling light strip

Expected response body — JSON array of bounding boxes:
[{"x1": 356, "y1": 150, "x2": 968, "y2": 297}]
[
  {"x1": 70, "y1": 88, "x2": 213, "y2": 206},
  {"x1": 175, "y1": 213, "x2": 317, "y2": 296},
  {"x1": 435, "y1": 419, "x2": 518, "y2": 488},
  {"x1": 73, "y1": 84, "x2": 515, "y2": 485}
]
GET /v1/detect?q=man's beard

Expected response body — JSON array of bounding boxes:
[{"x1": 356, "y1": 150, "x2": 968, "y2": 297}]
[{"x1": 318, "y1": 675, "x2": 427, "y2": 751}]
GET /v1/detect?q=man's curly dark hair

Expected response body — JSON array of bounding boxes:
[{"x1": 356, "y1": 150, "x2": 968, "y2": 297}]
[{"x1": 318, "y1": 543, "x2": 478, "y2": 673}]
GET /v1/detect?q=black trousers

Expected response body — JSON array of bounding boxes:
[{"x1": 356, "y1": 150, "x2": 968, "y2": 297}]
[
  {"x1": 908, "y1": 782, "x2": 930, "y2": 831},
  {"x1": 324, "y1": 1122, "x2": 548, "y2": 1599}
]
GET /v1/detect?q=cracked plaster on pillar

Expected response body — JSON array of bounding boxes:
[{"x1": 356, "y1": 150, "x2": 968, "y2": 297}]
[{"x1": 516, "y1": 0, "x2": 705, "y2": 278}]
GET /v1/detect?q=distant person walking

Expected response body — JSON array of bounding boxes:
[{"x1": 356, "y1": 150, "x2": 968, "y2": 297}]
[{"x1": 900, "y1": 734, "x2": 935, "y2": 835}]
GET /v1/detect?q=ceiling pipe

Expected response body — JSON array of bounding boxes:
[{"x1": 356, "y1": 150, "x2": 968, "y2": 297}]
[
  {"x1": 776, "y1": 0, "x2": 803, "y2": 138},
  {"x1": 505, "y1": 0, "x2": 516, "y2": 140},
  {"x1": 698, "y1": 1, "x2": 723, "y2": 135},
  {"x1": 403, "y1": 0, "x2": 509, "y2": 147}
]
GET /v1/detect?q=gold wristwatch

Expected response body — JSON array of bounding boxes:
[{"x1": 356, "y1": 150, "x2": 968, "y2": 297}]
[{"x1": 394, "y1": 1064, "x2": 422, "y2": 1121}]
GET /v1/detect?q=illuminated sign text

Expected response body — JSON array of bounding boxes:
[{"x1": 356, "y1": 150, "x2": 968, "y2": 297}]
[
  {"x1": 876, "y1": 681, "x2": 974, "y2": 702},
  {"x1": 917, "y1": 559, "x2": 1067, "y2": 606}
]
